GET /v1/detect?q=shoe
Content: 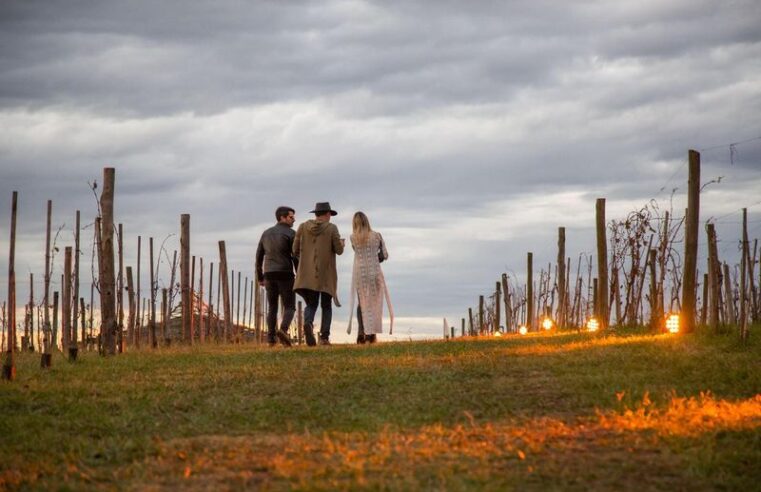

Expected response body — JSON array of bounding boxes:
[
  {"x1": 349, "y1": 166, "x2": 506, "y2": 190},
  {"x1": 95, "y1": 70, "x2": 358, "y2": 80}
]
[
  {"x1": 276, "y1": 329, "x2": 293, "y2": 347},
  {"x1": 304, "y1": 325, "x2": 317, "y2": 347},
  {"x1": 267, "y1": 341, "x2": 277, "y2": 348},
  {"x1": 356, "y1": 333, "x2": 366, "y2": 344},
  {"x1": 318, "y1": 338, "x2": 331, "y2": 346},
  {"x1": 367, "y1": 334, "x2": 377, "y2": 344}
]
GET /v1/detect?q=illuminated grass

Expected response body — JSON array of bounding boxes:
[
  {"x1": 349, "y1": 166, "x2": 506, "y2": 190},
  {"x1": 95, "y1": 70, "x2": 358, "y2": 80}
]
[{"x1": 0, "y1": 328, "x2": 759, "y2": 490}]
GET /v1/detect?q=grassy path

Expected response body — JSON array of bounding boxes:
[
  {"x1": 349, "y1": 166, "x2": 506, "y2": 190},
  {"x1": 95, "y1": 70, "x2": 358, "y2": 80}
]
[{"x1": 1, "y1": 329, "x2": 759, "y2": 490}]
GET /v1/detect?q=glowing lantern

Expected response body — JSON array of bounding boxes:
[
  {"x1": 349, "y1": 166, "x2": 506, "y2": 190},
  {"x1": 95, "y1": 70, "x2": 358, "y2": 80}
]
[
  {"x1": 542, "y1": 318, "x2": 553, "y2": 331},
  {"x1": 518, "y1": 325, "x2": 528, "y2": 336},
  {"x1": 665, "y1": 313, "x2": 680, "y2": 333},
  {"x1": 586, "y1": 318, "x2": 599, "y2": 332}
]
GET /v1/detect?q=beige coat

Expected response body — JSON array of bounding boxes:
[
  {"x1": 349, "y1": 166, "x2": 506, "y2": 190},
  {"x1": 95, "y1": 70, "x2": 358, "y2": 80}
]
[{"x1": 293, "y1": 219, "x2": 344, "y2": 299}]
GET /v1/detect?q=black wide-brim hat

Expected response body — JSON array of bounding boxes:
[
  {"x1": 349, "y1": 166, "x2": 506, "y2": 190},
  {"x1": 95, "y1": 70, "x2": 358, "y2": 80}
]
[{"x1": 310, "y1": 202, "x2": 338, "y2": 216}]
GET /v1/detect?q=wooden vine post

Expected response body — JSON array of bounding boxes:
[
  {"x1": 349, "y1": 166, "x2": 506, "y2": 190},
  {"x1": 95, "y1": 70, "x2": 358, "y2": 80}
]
[
  {"x1": 208, "y1": 262, "x2": 214, "y2": 342},
  {"x1": 218, "y1": 241, "x2": 232, "y2": 342},
  {"x1": 150, "y1": 237, "x2": 157, "y2": 348},
  {"x1": 64, "y1": 247, "x2": 76, "y2": 361},
  {"x1": 41, "y1": 200, "x2": 53, "y2": 367},
  {"x1": 494, "y1": 281, "x2": 501, "y2": 333},
  {"x1": 527, "y1": 252, "x2": 534, "y2": 330},
  {"x1": 478, "y1": 295, "x2": 484, "y2": 334},
  {"x1": 73, "y1": 210, "x2": 81, "y2": 348},
  {"x1": 557, "y1": 227, "x2": 566, "y2": 328},
  {"x1": 126, "y1": 266, "x2": 135, "y2": 347},
  {"x1": 501, "y1": 273, "x2": 511, "y2": 332},
  {"x1": 180, "y1": 214, "x2": 191, "y2": 343},
  {"x1": 595, "y1": 198, "x2": 609, "y2": 329},
  {"x1": 2, "y1": 192, "x2": 18, "y2": 381},
  {"x1": 100, "y1": 168, "x2": 117, "y2": 355},
  {"x1": 117, "y1": 223, "x2": 124, "y2": 352},
  {"x1": 681, "y1": 150, "x2": 700, "y2": 333},
  {"x1": 740, "y1": 208, "x2": 749, "y2": 343},
  {"x1": 199, "y1": 258, "x2": 205, "y2": 343},
  {"x1": 706, "y1": 223, "x2": 720, "y2": 333}
]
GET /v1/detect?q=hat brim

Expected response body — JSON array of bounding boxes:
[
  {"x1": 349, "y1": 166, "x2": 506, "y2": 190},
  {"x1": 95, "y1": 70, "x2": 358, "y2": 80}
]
[{"x1": 310, "y1": 209, "x2": 338, "y2": 216}]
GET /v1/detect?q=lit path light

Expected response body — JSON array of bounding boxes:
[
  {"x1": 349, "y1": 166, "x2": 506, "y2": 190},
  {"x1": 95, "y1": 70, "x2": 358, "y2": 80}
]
[
  {"x1": 494, "y1": 331, "x2": 503, "y2": 337},
  {"x1": 586, "y1": 318, "x2": 600, "y2": 332},
  {"x1": 542, "y1": 318, "x2": 554, "y2": 331},
  {"x1": 518, "y1": 325, "x2": 528, "y2": 336},
  {"x1": 666, "y1": 313, "x2": 680, "y2": 333}
]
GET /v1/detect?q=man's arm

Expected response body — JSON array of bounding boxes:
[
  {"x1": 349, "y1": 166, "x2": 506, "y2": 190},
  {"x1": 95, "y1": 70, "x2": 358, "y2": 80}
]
[
  {"x1": 255, "y1": 234, "x2": 265, "y2": 283},
  {"x1": 332, "y1": 225, "x2": 344, "y2": 255},
  {"x1": 288, "y1": 231, "x2": 299, "y2": 274},
  {"x1": 292, "y1": 223, "x2": 302, "y2": 259}
]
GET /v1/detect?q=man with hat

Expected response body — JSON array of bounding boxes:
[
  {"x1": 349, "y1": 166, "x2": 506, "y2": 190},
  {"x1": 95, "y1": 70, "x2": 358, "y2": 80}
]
[{"x1": 293, "y1": 202, "x2": 345, "y2": 345}]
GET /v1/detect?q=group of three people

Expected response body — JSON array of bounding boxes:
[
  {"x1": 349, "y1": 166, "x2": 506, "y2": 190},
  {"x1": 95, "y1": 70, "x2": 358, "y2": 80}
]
[{"x1": 255, "y1": 202, "x2": 393, "y2": 347}]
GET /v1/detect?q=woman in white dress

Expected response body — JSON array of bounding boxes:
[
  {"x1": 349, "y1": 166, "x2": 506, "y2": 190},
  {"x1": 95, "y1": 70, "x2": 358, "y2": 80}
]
[{"x1": 346, "y1": 212, "x2": 393, "y2": 343}]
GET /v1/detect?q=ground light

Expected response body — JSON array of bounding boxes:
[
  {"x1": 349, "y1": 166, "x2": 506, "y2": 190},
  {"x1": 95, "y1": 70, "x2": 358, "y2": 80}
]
[
  {"x1": 494, "y1": 331, "x2": 503, "y2": 337},
  {"x1": 542, "y1": 318, "x2": 553, "y2": 331},
  {"x1": 665, "y1": 313, "x2": 680, "y2": 333},
  {"x1": 518, "y1": 325, "x2": 528, "y2": 335},
  {"x1": 586, "y1": 318, "x2": 600, "y2": 332}
]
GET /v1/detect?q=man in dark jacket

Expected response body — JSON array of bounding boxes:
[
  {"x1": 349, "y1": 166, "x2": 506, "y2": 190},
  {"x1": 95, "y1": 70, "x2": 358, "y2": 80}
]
[{"x1": 256, "y1": 206, "x2": 298, "y2": 347}]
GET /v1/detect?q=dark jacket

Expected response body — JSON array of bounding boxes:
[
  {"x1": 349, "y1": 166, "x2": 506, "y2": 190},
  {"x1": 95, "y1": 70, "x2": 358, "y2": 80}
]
[{"x1": 256, "y1": 223, "x2": 298, "y2": 282}]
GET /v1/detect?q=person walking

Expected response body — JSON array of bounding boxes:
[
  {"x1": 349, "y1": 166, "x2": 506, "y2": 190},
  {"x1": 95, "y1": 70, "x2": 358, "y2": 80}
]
[
  {"x1": 293, "y1": 202, "x2": 344, "y2": 346},
  {"x1": 346, "y1": 211, "x2": 393, "y2": 343},
  {"x1": 255, "y1": 206, "x2": 298, "y2": 347}
]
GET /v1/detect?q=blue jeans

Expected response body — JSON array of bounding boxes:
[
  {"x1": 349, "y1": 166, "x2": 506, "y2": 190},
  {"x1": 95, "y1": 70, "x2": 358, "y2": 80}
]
[{"x1": 301, "y1": 290, "x2": 332, "y2": 340}]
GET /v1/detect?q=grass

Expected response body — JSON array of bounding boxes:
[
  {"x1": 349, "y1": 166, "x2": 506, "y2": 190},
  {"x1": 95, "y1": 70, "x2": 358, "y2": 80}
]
[{"x1": 1, "y1": 327, "x2": 760, "y2": 490}]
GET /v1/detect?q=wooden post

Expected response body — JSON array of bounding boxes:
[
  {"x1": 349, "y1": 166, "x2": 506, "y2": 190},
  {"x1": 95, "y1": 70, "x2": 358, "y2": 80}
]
[
  {"x1": 136, "y1": 235, "x2": 141, "y2": 345},
  {"x1": 648, "y1": 249, "x2": 658, "y2": 331},
  {"x1": 180, "y1": 214, "x2": 191, "y2": 343},
  {"x1": 208, "y1": 262, "x2": 214, "y2": 342},
  {"x1": 494, "y1": 281, "x2": 501, "y2": 333},
  {"x1": 740, "y1": 209, "x2": 749, "y2": 343},
  {"x1": 161, "y1": 288, "x2": 168, "y2": 345},
  {"x1": 706, "y1": 223, "x2": 720, "y2": 333},
  {"x1": 748, "y1": 239, "x2": 758, "y2": 323},
  {"x1": 52, "y1": 292, "x2": 59, "y2": 351},
  {"x1": 73, "y1": 210, "x2": 81, "y2": 349},
  {"x1": 64, "y1": 247, "x2": 76, "y2": 361},
  {"x1": 216, "y1": 265, "x2": 222, "y2": 340},
  {"x1": 41, "y1": 200, "x2": 52, "y2": 365},
  {"x1": 126, "y1": 266, "x2": 135, "y2": 348},
  {"x1": 99, "y1": 168, "x2": 117, "y2": 355},
  {"x1": 468, "y1": 307, "x2": 475, "y2": 336},
  {"x1": 595, "y1": 198, "x2": 609, "y2": 329},
  {"x1": 218, "y1": 241, "x2": 233, "y2": 342},
  {"x1": 150, "y1": 237, "x2": 157, "y2": 348},
  {"x1": 557, "y1": 227, "x2": 566, "y2": 328},
  {"x1": 501, "y1": 274, "x2": 511, "y2": 332},
  {"x1": 117, "y1": 223, "x2": 124, "y2": 353},
  {"x1": 592, "y1": 278, "x2": 598, "y2": 320},
  {"x1": 2, "y1": 192, "x2": 18, "y2": 380},
  {"x1": 527, "y1": 252, "x2": 534, "y2": 330},
  {"x1": 80, "y1": 298, "x2": 86, "y2": 351},
  {"x1": 168, "y1": 250, "x2": 177, "y2": 318},
  {"x1": 682, "y1": 150, "x2": 700, "y2": 333},
  {"x1": 248, "y1": 279, "x2": 254, "y2": 328},
  {"x1": 461, "y1": 318, "x2": 465, "y2": 337},
  {"x1": 190, "y1": 255, "x2": 196, "y2": 341},
  {"x1": 242, "y1": 276, "x2": 248, "y2": 331},
  {"x1": 253, "y1": 277, "x2": 261, "y2": 340},
  {"x1": 722, "y1": 262, "x2": 735, "y2": 326},
  {"x1": 199, "y1": 258, "x2": 205, "y2": 343},
  {"x1": 236, "y1": 271, "x2": 242, "y2": 328},
  {"x1": 231, "y1": 269, "x2": 235, "y2": 334},
  {"x1": 478, "y1": 295, "x2": 484, "y2": 334},
  {"x1": 700, "y1": 272, "x2": 708, "y2": 327}
]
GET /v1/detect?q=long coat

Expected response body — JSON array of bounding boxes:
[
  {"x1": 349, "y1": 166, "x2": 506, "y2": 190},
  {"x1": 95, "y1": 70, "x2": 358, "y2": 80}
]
[
  {"x1": 293, "y1": 219, "x2": 344, "y2": 299},
  {"x1": 346, "y1": 231, "x2": 394, "y2": 335}
]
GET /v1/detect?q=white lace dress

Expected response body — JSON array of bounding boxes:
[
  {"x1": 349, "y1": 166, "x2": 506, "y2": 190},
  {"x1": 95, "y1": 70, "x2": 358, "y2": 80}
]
[{"x1": 346, "y1": 231, "x2": 394, "y2": 335}]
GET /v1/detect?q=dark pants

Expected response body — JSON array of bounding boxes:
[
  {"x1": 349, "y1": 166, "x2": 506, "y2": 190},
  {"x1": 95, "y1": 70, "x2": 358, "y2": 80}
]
[
  {"x1": 264, "y1": 273, "x2": 296, "y2": 343},
  {"x1": 301, "y1": 290, "x2": 332, "y2": 340}
]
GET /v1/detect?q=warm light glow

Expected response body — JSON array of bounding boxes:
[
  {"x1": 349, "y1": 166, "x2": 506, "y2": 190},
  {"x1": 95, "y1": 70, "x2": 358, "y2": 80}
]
[
  {"x1": 494, "y1": 331, "x2": 503, "y2": 337},
  {"x1": 518, "y1": 326, "x2": 528, "y2": 335},
  {"x1": 542, "y1": 318, "x2": 553, "y2": 331},
  {"x1": 666, "y1": 313, "x2": 680, "y2": 333},
  {"x1": 586, "y1": 318, "x2": 599, "y2": 332}
]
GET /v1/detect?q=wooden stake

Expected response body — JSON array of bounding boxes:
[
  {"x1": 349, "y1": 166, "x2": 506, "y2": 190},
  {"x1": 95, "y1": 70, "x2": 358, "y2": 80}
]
[
  {"x1": 218, "y1": 241, "x2": 232, "y2": 342},
  {"x1": 199, "y1": 258, "x2": 205, "y2": 343},
  {"x1": 595, "y1": 198, "x2": 609, "y2": 328},
  {"x1": 501, "y1": 274, "x2": 511, "y2": 332},
  {"x1": 190, "y1": 255, "x2": 196, "y2": 341},
  {"x1": 208, "y1": 262, "x2": 214, "y2": 342},
  {"x1": 99, "y1": 168, "x2": 117, "y2": 355},
  {"x1": 253, "y1": 276, "x2": 261, "y2": 339},
  {"x1": 64, "y1": 247, "x2": 76, "y2": 361},
  {"x1": 494, "y1": 281, "x2": 501, "y2": 332},
  {"x1": 161, "y1": 288, "x2": 168, "y2": 345},
  {"x1": 648, "y1": 249, "x2": 658, "y2": 331},
  {"x1": 700, "y1": 272, "x2": 708, "y2": 327},
  {"x1": 3, "y1": 192, "x2": 18, "y2": 380},
  {"x1": 180, "y1": 215, "x2": 191, "y2": 343},
  {"x1": 150, "y1": 237, "x2": 157, "y2": 348},
  {"x1": 706, "y1": 223, "x2": 720, "y2": 333},
  {"x1": 242, "y1": 276, "x2": 248, "y2": 330},
  {"x1": 136, "y1": 235, "x2": 141, "y2": 345},
  {"x1": 236, "y1": 270, "x2": 241, "y2": 328},
  {"x1": 740, "y1": 208, "x2": 748, "y2": 343},
  {"x1": 527, "y1": 252, "x2": 534, "y2": 330},
  {"x1": 478, "y1": 295, "x2": 484, "y2": 334},
  {"x1": 42, "y1": 200, "x2": 52, "y2": 362},
  {"x1": 73, "y1": 210, "x2": 81, "y2": 348},
  {"x1": 722, "y1": 262, "x2": 735, "y2": 326},
  {"x1": 682, "y1": 150, "x2": 700, "y2": 332},
  {"x1": 117, "y1": 223, "x2": 124, "y2": 353},
  {"x1": 52, "y1": 292, "x2": 59, "y2": 351},
  {"x1": 126, "y1": 266, "x2": 135, "y2": 348}
]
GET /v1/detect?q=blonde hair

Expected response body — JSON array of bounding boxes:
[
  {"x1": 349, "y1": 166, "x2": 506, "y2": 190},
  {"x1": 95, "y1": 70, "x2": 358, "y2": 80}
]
[{"x1": 352, "y1": 211, "x2": 373, "y2": 246}]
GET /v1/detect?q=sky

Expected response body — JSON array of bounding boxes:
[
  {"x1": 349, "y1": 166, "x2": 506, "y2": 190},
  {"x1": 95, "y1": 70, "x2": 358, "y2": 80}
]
[{"x1": 1, "y1": 0, "x2": 760, "y2": 342}]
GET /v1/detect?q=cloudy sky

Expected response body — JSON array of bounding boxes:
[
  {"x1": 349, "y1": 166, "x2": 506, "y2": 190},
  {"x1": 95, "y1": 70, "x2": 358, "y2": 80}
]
[{"x1": 1, "y1": 0, "x2": 760, "y2": 341}]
